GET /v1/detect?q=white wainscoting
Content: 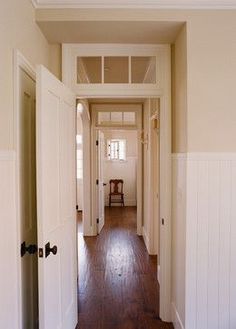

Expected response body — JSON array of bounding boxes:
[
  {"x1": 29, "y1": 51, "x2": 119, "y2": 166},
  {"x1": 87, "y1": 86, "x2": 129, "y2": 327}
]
[
  {"x1": 185, "y1": 153, "x2": 236, "y2": 329},
  {"x1": 0, "y1": 151, "x2": 19, "y2": 329},
  {"x1": 172, "y1": 154, "x2": 186, "y2": 329}
]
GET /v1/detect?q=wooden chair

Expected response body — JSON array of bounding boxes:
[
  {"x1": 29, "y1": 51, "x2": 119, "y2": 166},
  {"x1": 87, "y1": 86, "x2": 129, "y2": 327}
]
[{"x1": 109, "y1": 179, "x2": 124, "y2": 207}]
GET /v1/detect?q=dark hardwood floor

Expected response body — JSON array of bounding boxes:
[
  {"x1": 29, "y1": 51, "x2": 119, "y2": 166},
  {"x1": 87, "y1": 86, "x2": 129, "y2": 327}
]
[{"x1": 77, "y1": 207, "x2": 173, "y2": 329}]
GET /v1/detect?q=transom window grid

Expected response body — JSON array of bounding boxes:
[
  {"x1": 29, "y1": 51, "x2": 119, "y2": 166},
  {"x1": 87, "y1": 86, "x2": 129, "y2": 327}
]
[
  {"x1": 107, "y1": 139, "x2": 126, "y2": 161},
  {"x1": 77, "y1": 56, "x2": 157, "y2": 85},
  {"x1": 97, "y1": 111, "x2": 136, "y2": 127}
]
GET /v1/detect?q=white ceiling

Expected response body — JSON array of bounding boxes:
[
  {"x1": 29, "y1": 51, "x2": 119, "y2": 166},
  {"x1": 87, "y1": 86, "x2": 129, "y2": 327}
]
[{"x1": 32, "y1": 0, "x2": 236, "y2": 9}]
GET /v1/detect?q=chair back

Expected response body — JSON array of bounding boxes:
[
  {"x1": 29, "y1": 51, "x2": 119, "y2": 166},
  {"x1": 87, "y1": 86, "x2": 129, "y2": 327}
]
[{"x1": 109, "y1": 179, "x2": 123, "y2": 194}]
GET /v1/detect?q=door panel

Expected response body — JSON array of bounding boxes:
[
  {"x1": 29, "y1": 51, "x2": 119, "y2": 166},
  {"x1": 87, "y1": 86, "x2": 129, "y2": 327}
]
[{"x1": 36, "y1": 65, "x2": 77, "y2": 329}]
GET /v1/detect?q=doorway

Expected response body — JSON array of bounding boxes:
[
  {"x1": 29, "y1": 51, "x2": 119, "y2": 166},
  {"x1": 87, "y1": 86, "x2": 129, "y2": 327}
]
[
  {"x1": 15, "y1": 52, "x2": 38, "y2": 329},
  {"x1": 98, "y1": 129, "x2": 138, "y2": 232}
]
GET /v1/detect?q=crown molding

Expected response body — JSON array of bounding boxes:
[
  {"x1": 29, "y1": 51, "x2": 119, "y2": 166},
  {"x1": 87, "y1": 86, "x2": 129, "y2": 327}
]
[{"x1": 31, "y1": 0, "x2": 236, "y2": 9}]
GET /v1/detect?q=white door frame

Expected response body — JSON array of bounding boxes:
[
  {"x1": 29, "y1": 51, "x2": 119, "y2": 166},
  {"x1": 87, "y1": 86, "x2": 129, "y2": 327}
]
[
  {"x1": 89, "y1": 92, "x2": 172, "y2": 322},
  {"x1": 76, "y1": 99, "x2": 92, "y2": 236},
  {"x1": 90, "y1": 104, "x2": 143, "y2": 236},
  {"x1": 64, "y1": 44, "x2": 172, "y2": 321},
  {"x1": 14, "y1": 49, "x2": 36, "y2": 329}
]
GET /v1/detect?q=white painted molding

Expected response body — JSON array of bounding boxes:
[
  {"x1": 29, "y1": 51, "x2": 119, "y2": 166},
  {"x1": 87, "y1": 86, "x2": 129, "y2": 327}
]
[
  {"x1": 171, "y1": 303, "x2": 185, "y2": 329},
  {"x1": 142, "y1": 226, "x2": 151, "y2": 254},
  {"x1": 31, "y1": 0, "x2": 236, "y2": 9}
]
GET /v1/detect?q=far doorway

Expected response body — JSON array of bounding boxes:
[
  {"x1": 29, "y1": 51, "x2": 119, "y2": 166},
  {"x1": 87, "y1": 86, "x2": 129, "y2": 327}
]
[{"x1": 97, "y1": 129, "x2": 138, "y2": 233}]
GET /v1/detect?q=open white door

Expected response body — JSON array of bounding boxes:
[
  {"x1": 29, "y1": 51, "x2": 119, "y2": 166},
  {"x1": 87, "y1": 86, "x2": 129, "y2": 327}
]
[
  {"x1": 97, "y1": 131, "x2": 105, "y2": 233},
  {"x1": 36, "y1": 66, "x2": 77, "y2": 329}
]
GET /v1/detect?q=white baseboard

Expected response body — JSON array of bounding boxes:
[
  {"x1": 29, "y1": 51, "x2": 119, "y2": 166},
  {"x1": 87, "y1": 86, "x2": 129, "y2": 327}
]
[{"x1": 171, "y1": 303, "x2": 185, "y2": 329}]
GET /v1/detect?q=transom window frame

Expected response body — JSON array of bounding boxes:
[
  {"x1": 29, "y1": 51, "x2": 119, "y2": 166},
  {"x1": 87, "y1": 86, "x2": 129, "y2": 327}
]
[
  {"x1": 90, "y1": 103, "x2": 141, "y2": 129},
  {"x1": 62, "y1": 44, "x2": 167, "y2": 97}
]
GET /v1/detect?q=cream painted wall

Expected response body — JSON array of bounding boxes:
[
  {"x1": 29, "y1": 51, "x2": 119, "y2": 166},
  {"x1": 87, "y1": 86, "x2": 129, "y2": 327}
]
[
  {"x1": 172, "y1": 25, "x2": 187, "y2": 153},
  {"x1": 186, "y1": 12, "x2": 236, "y2": 152},
  {"x1": 49, "y1": 43, "x2": 62, "y2": 80},
  {"x1": 37, "y1": 8, "x2": 236, "y2": 152},
  {"x1": 103, "y1": 130, "x2": 137, "y2": 206},
  {"x1": 0, "y1": 0, "x2": 51, "y2": 150}
]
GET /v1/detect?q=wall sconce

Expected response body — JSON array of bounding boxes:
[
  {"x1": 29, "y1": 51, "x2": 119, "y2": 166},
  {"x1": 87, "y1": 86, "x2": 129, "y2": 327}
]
[{"x1": 140, "y1": 130, "x2": 149, "y2": 146}]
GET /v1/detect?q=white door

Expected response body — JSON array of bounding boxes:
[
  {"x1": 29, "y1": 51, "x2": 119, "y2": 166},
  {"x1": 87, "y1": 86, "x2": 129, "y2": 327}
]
[
  {"x1": 36, "y1": 65, "x2": 77, "y2": 329},
  {"x1": 19, "y1": 67, "x2": 38, "y2": 329},
  {"x1": 97, "y1": 131, "x2": 105, "y2": 233}
]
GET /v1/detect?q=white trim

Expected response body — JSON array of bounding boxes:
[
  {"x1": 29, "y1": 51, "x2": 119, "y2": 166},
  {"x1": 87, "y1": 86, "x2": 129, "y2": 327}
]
[
  {"x1": 77, "y1": 99, "x2": 93, "y2": 236},
  {"x1": 142, "y1": 226, "x2": 151, "y2": 254},
  {"x1": 171, "y1": 303, "x2": 185, "y2": 329},
  {"x1": 13, "y1": 50, "x2": 36, "y2": 329},
  {"x1": 31, "y1": 0, "x2": 236, "y2": 9},
  {"x1": 64, "y1": 42, "x2": 172, "y2": 321},
  {"x1": 62, "y1": 44, "x2": 165, "y2": 98},
  {"x1": 90, "y1": 104, "x2": 143, "y2": 236}
]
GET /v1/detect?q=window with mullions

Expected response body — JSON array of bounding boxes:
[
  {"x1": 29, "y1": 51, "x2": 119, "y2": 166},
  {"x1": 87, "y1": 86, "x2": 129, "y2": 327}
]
[{"x1": 107, "y1": 139, "x2": 126, "y2": 161}]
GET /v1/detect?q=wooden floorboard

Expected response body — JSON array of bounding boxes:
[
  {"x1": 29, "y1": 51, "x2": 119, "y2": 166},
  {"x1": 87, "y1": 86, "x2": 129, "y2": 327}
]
[{"x1": 77, "y1": 207, "x2": 173, "y2": 329}]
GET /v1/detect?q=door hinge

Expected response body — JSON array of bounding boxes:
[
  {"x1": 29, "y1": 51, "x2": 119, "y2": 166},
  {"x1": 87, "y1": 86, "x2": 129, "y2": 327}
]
[
  {"x1": 38, "y1": 248, "x2": 44, "y2": 258},
  {"x1": 76, "y1": 205, "x2": 78, "y2": 210},
  {"x1": 97, "y1": 218, "x2": 99, "y2": 224},
  {"x1": 96, "y1": 179, "x2": 99, "y2": 185},
  {"x1": 96, "y1": 140, "x2": 99, "y2": 146}
]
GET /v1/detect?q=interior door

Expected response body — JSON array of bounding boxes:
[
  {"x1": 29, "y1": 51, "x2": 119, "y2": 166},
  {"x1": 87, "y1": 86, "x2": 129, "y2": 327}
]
[
  {"x1": 36, "y1": 65, "x2": 77, "y2": 329},
  {"x1": 97, "y1": 131, "x2": 105, "y2": 233}
]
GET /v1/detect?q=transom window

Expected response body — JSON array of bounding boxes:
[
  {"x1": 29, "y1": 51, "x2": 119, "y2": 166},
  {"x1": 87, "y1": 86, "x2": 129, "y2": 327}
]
[
  {"x1": 107, "y1": 139, "x2": 126, "y2": 161},
  {"x1": 77, "y1": 56, "x2": 156, "y2": 84}
]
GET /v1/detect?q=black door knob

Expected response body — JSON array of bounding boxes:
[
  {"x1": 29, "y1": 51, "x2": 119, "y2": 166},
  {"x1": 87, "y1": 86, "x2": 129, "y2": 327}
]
[
  {"x1": 21, "y1": 242, "x2": 38, "y2": 257},
  {"x1": 45, "y1": 242, "x2": 58, "y2": 258}
]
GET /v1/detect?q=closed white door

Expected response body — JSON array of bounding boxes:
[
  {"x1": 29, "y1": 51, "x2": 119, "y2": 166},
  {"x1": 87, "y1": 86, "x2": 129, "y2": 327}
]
[
  {"x1": 36, "y1": 66, "x2": 77, "y2": 329},
  {"x1": 97, "y1": 131, "x2": 105, "y2": 233},
  {"x1": 19, "y1": 68, "x2": 38, "y2": 329}
]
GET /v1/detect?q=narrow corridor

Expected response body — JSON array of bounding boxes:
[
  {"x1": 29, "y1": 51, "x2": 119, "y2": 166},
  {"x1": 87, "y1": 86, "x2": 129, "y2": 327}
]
[{"x1": 77, "y1": 207, "x2": 173, "y2": 329}]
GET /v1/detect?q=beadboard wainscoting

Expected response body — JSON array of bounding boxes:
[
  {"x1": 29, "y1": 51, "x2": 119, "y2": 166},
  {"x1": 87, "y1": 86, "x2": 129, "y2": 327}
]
[
  {"x1": 0, "y1": 151, "x2": 19, "y2": 329},
  {"x1": 172, "y1": 154, "x2": 186, "y2": 329},
  {"x1": 185, "y1": 153, "x2": 236, "y2": 329}
]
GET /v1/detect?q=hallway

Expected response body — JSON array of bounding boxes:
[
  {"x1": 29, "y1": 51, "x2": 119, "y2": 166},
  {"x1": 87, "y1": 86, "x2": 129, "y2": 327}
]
[{"x1": 77, "y1": 207, "x2": 173, "y2": 329}]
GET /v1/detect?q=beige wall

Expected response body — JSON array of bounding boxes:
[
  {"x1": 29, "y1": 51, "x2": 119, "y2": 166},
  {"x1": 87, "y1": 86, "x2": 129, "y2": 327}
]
[
  {"x1": 186, "y1": 12, "x2": 236, "y2": 152},
  {"x1": 49, "y1": 43, "x2": 62, "y2": 80},
  {"x1": 172, "y1": 25, "x2": 187, "y2": 153},
  {"x1": 37, "y1": 8, "x2": 236, "y2": 152},
  {"x1": 0, "y1": 0, "x2": 50, "y2": 150}
]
